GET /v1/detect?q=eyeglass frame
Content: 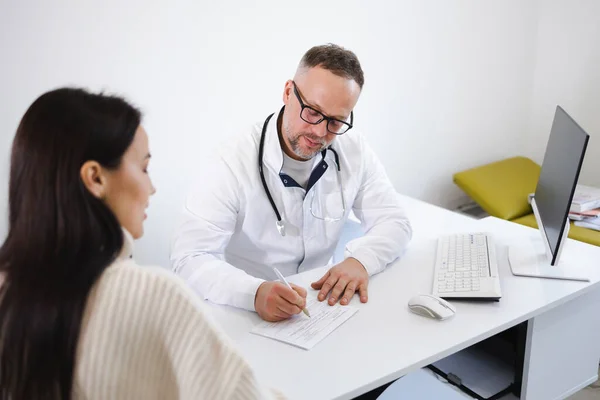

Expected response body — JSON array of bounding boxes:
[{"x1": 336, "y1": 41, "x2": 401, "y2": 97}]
[{"x1": 292, "y1": 81, "x2": 354, "y2": 135}]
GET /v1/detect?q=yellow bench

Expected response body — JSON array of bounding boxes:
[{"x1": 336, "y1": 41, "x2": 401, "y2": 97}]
[{"x1": 453, "y1": 156, "x2": 600, "y2": 247}]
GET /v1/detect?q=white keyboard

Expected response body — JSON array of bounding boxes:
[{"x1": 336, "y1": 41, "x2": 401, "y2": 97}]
[{"x1": 432, "y1": 233, "x2": 502, "y2": 300}]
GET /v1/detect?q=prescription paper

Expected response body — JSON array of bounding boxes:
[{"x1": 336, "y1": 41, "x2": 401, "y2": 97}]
[{"x1": 250, "y1": 299, "x2": 358, "y2": 350}]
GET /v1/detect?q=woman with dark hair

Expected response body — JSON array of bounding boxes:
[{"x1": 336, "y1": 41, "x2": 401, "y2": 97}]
[{"x1": 0, "y1": 88, "x2": 284, "y2": 399}]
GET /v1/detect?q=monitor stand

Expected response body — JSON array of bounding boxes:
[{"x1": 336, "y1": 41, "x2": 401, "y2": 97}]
[
  {"x1": 508, "y1": 244, "x2": 588, "y2": 281},
  {"x1": 507, "y1": 233, "x2": 589, "y2": 282},
  {"x1": 508, "y1": 198, "x2": 589, "y2": 282}
]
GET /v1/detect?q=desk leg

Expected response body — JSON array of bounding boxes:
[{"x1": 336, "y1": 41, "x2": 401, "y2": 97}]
[{"x1": 521, "y1": 288, "x2": 600, "y2": 400}]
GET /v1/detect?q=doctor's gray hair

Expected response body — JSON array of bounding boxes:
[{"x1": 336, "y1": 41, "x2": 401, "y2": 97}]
[{"x1": 299, "y1": 43, "x2": 365, "y2": 89}]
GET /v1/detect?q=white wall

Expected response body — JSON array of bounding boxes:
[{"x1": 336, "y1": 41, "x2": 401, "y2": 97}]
[
  {"x1": 0, "y1": 0, "x2": 538, "y2": 266},
  {"x1": 527, "y1": 0, "x2": 600, "y2": 188}
]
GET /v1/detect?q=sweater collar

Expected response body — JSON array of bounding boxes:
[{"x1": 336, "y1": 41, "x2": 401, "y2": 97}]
[{"x1": 118, "y1": 228, "x2": 134, "y2": 260}]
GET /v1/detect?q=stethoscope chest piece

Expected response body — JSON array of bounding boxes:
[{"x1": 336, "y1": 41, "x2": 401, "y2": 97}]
[{"x1": 276, "y1": 220, "x2": 286, "y2": 236}]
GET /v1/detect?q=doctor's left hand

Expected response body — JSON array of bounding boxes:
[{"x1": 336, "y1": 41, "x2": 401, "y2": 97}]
[{"x1": 311, "y1": 258, "x2": 369, "y2": 306}]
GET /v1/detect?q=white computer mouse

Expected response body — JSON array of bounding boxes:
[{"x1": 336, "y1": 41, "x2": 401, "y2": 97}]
[{"x1": 408, "y1": 294, "x2": 456, "y2": 320}]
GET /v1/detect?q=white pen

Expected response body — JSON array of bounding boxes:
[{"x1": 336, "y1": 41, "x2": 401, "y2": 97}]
[{"x1": 272, "y1": 267, "x2": 311, "y2": 318}]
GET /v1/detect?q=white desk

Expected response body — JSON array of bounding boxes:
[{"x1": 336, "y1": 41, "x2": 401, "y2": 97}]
[{"x1": 206, "y1": 195, "x2": 600, "y2": 400}]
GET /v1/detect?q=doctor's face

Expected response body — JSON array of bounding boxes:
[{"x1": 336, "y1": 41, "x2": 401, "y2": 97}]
[{"x1": 281, "y1": 66, "x2": 360, "y2": 160}]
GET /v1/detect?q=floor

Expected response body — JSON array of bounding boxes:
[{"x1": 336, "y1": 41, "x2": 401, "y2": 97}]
[{"x1": 567, "y1": 370, "x2": 600, "y2": 400}]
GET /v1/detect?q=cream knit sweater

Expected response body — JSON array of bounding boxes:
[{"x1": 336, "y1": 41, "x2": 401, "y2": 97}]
[{"x1": 72, "y1": 232, "x2": 285, "y2": 399}]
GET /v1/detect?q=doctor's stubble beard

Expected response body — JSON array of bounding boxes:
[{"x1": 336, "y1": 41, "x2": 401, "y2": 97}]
[{"x1": 285, "y1": 124, "x2": 327, "y2": 160}]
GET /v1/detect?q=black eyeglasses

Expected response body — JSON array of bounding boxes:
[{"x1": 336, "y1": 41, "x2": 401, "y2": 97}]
[{"x1": 292, "y1": 81, "x2": 353, "y2": 135}]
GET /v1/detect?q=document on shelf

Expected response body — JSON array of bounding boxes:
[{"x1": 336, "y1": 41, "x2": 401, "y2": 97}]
[{"x1": 250, "y1": 298, "x2": 358, "y2": 350}]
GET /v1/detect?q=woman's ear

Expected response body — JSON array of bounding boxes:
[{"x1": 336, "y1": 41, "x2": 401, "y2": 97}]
[{"x1": 80, "y1": 161, "x2": 108, "y2": 200}]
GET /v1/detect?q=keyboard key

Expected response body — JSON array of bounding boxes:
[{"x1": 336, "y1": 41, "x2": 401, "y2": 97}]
[{"x1": 434, "y1": 233, "x2": 501, "y2": 298}]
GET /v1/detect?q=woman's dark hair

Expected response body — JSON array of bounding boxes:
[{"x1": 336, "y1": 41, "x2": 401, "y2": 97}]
[{"x1": 0, "y1": 87, "x2": 141, "y2": 399}]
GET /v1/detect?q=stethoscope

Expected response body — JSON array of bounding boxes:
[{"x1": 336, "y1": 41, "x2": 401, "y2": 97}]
[{"x1": 258, "y1": 111, "x2": 344, "y2": 237}]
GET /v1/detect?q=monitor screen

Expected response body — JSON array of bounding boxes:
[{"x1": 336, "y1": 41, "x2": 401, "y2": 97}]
[{"x1": 534, "y1": 106, "x2": 589, "y2": 264}]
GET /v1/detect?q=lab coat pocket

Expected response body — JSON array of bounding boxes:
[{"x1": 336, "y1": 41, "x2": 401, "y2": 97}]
[
  {"x1": 309, "y1": 190, "x2": 346, "y2": 245},
  {"x1": 309, "y1": 189, "x2": 345, "y2": 222}
]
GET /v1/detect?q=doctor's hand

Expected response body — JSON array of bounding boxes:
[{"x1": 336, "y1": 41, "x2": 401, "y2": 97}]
[
  {"x1": 311, "y1": 258, "x2": 369, "y2": 306},
  {"x1": 255, "y1": 282, "x2": 307, "y2": 322}
]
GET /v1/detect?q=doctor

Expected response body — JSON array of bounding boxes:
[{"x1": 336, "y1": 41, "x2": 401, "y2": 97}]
[{"x1": 171, "y1": 44, "x2": 412, "y2": 322}]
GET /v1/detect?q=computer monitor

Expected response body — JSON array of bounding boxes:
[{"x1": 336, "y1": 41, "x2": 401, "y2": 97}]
[{"x1": 508, "y1": 105, "x2": 590, "y2": 281}]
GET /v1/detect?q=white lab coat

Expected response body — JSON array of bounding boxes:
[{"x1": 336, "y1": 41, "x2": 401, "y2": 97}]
[{"x1": 170, "y1": 107, "x2": 412, "y2": 311}]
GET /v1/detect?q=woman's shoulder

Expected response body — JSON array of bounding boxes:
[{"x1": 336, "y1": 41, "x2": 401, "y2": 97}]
[
  {"x1": 105, "y1": 258, "x2": 181, "y2": 281},
  {"x1": 85, "y1": 258, "x2": 223, "y2": 342},
  {"x1": 91, "y1": 258, "x2": 233, "y2": 346},
  {"x1": 81, "y1": 259, "x2": 287, "y2": 400},
  {"x1": 99, "y1": 259, "x2": 201, "y2": 305}
]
